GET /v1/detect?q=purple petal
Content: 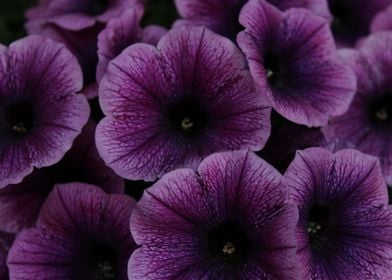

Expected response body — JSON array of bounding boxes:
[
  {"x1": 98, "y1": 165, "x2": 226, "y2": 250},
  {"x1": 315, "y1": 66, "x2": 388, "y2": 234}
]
[
  {"x1": 7, "y1": 228, "x2": 83, "y2": 280},
  {"x1": 140, "y1": 25, "x2": 168, "y2": 45},
  {"x1": 97, "y1": 7, "x2": 144, "y2": 81},
  {"x1": 31, "y1": 23, "x2": 104, "y2": 99},
  {"x1": 371, "y1": 5, "x2": 392, "y2": 32},
  {"x1": 26, "y1": 0, "x2": 144, "y2": 31},
  {"x1": 286, "y1": 148, "x2": 388, "y2": 209},
  {"x1": 37, "y1": 183, "x2": 134, "y2": 239}
]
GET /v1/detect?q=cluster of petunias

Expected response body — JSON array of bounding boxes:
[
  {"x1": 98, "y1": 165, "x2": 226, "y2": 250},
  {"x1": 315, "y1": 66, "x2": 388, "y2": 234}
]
[{"x1": 1, "y1": 0, "x2": 392, "y2": 279}]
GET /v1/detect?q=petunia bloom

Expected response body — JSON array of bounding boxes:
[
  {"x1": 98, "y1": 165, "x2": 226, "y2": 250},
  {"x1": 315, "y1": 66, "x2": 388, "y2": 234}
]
[
  {"x1": 0, "y1": 36, "x2": 89, "y2": 188},
  {"x1": 97, "y1": 7, "x2": 167, "y2": 81},
  {"x1": 0, "y1": 120, "x2": 124, "y2": 234},
  {"x1": 324, "y1": 32, "x2": 392, "y2": 185},
  {"x1": 96, "y1": 26, "x2": 271, "y2": 181},
  {"x1": 174, "y1": 0, "x2": 330, "y2": 40},
  {"x1": 285, "y1": 148, "x2": 392, "y2": 279},
  {"x1": 237, "y1": 0, "x2": 356, "y2": 127},
  {"x1": 26, "y1": 0, "x2": 143, "y2": 32},
  {"x1": 7, "y1": 183, "x2": 136, "y2": 280},
  {"x1": 327, "y1": 0, "x2": 392, "y2": 46},
  {"x1": 129, "y1": 150, "x2": 300, "y2": 279}
]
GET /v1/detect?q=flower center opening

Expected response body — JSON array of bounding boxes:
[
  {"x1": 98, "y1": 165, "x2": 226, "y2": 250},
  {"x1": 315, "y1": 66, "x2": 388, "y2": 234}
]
[
  {"x1": 88, "y1": 0, "x2": 109, "y2": 16},
  {"x1": 3, "y1": 102, "x2": 34, "y2": 137},
  {"x1": 369, "y1": 95, "x2": 392, "y2": 125},
  {"x1": 167, "y1": 95, "x2": 209, "y2": 135},
  {"x1": 90, "y1": 243, "x2": 117, "y2": 280},
  {"x1": 207, "y1": 220, "x2": 252, "y2": 264},
  {"x1": 264, "y1": 51, "x2": 285, "y2": 88},
  {"x1": 307, "y1": 204, "x2": 330, "y2": 251}
]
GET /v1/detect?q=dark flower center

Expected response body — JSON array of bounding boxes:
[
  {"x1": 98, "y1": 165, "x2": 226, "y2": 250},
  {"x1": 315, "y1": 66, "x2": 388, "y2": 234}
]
[
  {"x1": 167, "y1": 95, "x2": 209, "y2": 135},
  {"x1": 307, "y1": 204, "x2": 330, "y2": 251},
  {"x1": 90, "y1": 243, "x2": 117, "y2": 280},
  {"x1": 88, "y1": 0, "x2": 109, "y2": 16},
  {"x1": 264, "y1": 51, "x2": 285, "y2": 88},
  {"x1": 207, "y1": 220, "x2": 252, "y2": 263},
  {"x1": 369, "y1": 95, "x2": 392, "y2": 125},
  {"x1": 3, "y1": 102, "x2": 34, "y2": 137}
]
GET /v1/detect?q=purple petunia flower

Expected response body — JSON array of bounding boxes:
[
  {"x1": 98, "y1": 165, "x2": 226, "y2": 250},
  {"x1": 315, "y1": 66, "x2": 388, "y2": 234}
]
[
  {"x1": 0, "y1": 231, "x2": 14, "y2": 280},
  {"x1": 7, "y1": 183, "x2": 136, "y2": 280},
  {"x1": 324, "y1": 32, "x2": 392, "y2": 185},
  {"x1": 26, "y1": 0, "x2": 143, "y2": 32},
  {"x1": 285, "y1": 148, "x2": 392, "y2": 279},
  {"x1": 0, "y1": 36, "x2": 89, "y2": 188},
  {"x1": 129, "y1": 150, "x2": 299, "y2": 279},
  {"x1": 371, "y1": 4, "x2": 392, "y2": 33},
  {"x1": 0, "y1": 120, "x2": 124, "y2": 234},
  {"x1": 96, "y1": 26, "x2": 271, "y2": 181},
  {"x1": 237, "y1": 0, "x2": 356, "y2": 127},
  {"x1": 174, "y1": 0, "x2": 330, "y2": 40},
  {"x1": 327, "y1": 0, "x2": 392, "y2": 46},
  {"x1": 97, "y1": 7, "x2": 167, "y2": 81}
]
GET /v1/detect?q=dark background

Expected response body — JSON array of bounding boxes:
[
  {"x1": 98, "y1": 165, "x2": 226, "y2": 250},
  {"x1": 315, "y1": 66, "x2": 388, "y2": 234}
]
[{"x1": 0, "y1": 0, "x2": 37, "y2": 44}]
